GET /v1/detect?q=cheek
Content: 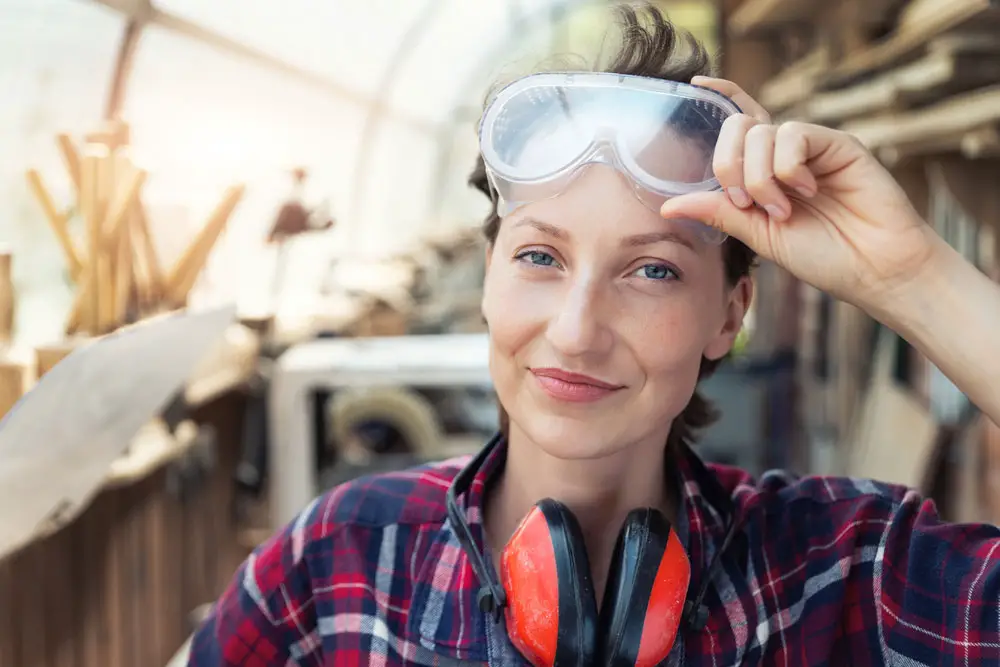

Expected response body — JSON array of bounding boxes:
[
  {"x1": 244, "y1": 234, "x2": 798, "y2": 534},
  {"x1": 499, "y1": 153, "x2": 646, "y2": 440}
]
[
  {"x1": 618, "y1": 293, "x2": 722, "y2": 376},
  {"x1": 482, "y1": 265, "x2": 543, "y2": 376}
]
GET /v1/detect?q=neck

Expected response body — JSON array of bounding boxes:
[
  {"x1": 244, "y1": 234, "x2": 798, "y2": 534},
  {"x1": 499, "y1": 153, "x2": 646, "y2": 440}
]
[{"x1": 484, "y1": 423, "x2": 677, "y2": 600}]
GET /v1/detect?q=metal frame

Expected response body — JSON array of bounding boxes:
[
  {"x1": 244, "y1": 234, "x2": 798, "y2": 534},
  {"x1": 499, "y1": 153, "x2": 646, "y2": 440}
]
[
  {"x1": 88, "y1": 0, "x2": 435, "y2": 132},
  {"x1": 85, "y1": 0, "x2": 710, "y2": 241},
  {"x1": 345, "y1": 0, "x2": 445, "y2": 236}
]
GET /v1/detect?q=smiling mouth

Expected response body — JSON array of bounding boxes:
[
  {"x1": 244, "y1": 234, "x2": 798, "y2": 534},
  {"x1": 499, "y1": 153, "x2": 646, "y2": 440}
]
[{"x1": 529, "y1": 367, "x2": 625, "y2": 403}]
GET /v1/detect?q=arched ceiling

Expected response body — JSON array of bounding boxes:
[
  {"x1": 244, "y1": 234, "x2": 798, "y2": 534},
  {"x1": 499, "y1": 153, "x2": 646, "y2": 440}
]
[{"x1": 1, "y1": 0, "x2": 718, "y2": 343}]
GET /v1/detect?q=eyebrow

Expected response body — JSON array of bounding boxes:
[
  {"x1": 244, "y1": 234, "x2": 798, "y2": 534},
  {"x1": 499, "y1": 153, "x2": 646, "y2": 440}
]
[
  {"x1": 512, "y1": 217, "x2": 696, "y2": 252},
  {"x1": 621, "y1": 231, "x2": 696, "y2": 252},
  {"x1": 512, "y1": 217, "x2": 568, "y2": 240}
]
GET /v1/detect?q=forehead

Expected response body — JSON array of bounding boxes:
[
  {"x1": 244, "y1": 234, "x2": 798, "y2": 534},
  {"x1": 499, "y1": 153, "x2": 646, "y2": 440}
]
[{"x1": 504, "y1": 165, "x2": 701, "y2": 244}]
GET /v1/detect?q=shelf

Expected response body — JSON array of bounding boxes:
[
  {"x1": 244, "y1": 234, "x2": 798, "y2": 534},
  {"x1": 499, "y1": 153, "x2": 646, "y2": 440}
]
[
  {"x1": 841, "y1": 84, "x2": 1000, "y2": 153},
  {"x1": 729, "y1": 0, "x2": 902, "y2": 38},
  {"x1": 826, "y1": 0, "x2": 1000, "y2": 85},
  {"x1": 728, "y1": 0, "x2": 815, "y2": 37}
]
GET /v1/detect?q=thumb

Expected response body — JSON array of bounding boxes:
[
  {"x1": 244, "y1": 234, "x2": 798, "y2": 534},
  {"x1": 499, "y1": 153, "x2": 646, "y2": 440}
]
[{"x1": 660, "y1": 192, "x2": 767, "y2": 250}]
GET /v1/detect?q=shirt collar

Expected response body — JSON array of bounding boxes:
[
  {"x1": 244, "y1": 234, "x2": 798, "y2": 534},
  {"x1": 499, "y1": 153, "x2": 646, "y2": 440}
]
[{"x1": 408, "y1": 435, "x2": 741, "y2": 661}]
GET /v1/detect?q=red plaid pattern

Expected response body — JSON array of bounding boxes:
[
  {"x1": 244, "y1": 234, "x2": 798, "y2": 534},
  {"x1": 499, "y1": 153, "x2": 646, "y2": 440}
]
[{"x1": 189, "y1": 440, "x2": 1000, "y2": 665}]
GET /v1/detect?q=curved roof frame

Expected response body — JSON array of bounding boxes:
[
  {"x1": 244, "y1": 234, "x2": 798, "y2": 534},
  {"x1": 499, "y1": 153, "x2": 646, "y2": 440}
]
[
  {"x1": 89, "y1": 0, "x2": 438, "y2": 132},
  {"x1": 88, "y1": 0, "x2": 684, "y2": 244}
]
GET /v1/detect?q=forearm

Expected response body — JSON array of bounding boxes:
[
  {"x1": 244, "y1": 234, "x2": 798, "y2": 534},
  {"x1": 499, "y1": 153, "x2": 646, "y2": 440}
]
[{"x1": 874, "y1": 234, "x2": 1000, "y2": 424}]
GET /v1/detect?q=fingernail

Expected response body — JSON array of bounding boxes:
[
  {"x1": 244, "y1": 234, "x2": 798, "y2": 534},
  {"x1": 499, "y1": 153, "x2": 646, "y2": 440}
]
[
  {"x1": 795, "y1": 185, "x2": 816, "y2": 198},
  {"x1": 764, "y1": 204, "x2": 787, "y2": 220},
  {"x1": 727, "y1": 187, "x2": 751, "y2": 208}
]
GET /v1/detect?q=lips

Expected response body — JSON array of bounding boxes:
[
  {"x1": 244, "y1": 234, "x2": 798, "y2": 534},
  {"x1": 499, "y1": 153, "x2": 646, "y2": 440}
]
[{"x1": 530, "y1": 367, "x2": 624, "y2": 403}]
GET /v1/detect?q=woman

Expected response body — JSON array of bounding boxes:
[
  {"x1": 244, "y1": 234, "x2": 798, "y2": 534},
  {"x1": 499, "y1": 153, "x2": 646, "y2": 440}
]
[{"x1": 189, "y1": 5, "x2": 1000, "y2": 666}]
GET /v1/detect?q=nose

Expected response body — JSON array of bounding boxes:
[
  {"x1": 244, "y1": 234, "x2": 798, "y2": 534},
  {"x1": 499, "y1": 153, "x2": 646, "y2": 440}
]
[{"x1": 545, "y1": 276, "x2": 614, "y2": 358}]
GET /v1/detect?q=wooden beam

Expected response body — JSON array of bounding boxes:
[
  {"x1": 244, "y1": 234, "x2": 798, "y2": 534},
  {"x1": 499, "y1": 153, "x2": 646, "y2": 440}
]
[
  {"x1": 0, "y1": 251, "x2": 13, "y2": 347},
  {"x1": 800, "y1": 44, "x2": 1000, "y2": 124},
  {"x1": 25, "y1": 170, "x2": 85, "y2": 281},
  {"x1": 82, "y1": 0, "x2": 436, "y2": 134},
  {"x1": 0, "y1": 359, "x2": 30, "y2": 422},
  {"x1": 875, "y1": 125, "x2": 1000, "y2": 166},
  {"x1": 728, "y1": 0, "x2": 815, "y2": 36},
  {"x1": 759, "y1": 46, "x2": 830, "y2": 111},
  {"x1": 163, "y1": 185, "x2": 245, "y2": 307},
  {"x1": 931, "y1": 157, "x2": 1000, "y2": 233},
  {"x1": 729, "y1": 0, "x2": 903, "y2": 37},
  {"x1": 826, "y1": 0, "x2": 1000, "y2": 86},
  {"x1": 842, "y1": 85, "x2": 1000, "y2": 151},
  {"x1": 719, "y1": 0, "x2": 784, "y2": 97}
]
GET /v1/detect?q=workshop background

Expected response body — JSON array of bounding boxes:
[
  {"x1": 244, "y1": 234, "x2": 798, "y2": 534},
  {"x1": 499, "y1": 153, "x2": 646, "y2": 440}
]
[{"x1": 1, "y1": 1, "x2": 999, "y2": 665}]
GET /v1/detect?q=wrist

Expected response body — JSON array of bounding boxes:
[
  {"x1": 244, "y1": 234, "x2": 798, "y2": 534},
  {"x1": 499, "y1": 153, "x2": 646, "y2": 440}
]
[
  {"x1": 865, "y1": 229, "x2": 1000, "y2": 423},
  {"x1": 864, "y1": 230, "x2": 955, "y2": 337}
]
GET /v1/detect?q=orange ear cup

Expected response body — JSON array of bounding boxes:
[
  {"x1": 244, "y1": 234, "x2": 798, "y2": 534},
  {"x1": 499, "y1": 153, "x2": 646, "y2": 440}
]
[
  {"x1": 634, "y1": 527, "x2": 689, "y2": 666},
  {"x1": 500, "y1": 500, "x2": 599, "y2": 667},
  {"x1": 500, "y1": 502, "x2": 687, "y2": 667},
  {"x1": 597, "y1": 508, "x2": 691, "y2": 667},
  {"x1": 500, "y1": 505, "x2": 561, "y2": 666}
]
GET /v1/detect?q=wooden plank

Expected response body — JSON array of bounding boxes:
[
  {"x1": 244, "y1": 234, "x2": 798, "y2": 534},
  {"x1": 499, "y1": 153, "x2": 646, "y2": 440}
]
[
  {"x1": 146, "y1": 472, "x2": 169, "y2": 666},
  {"x1": 826, "y1": 0, "x2": 1000, "y2": 86},
  {"x1": 0, "y1": 393, "x2": 246, "y2": 667},
  {"x1": 801, "y1": 46, "x2": 1000, "y2": 123},
  {"x1": 0, "y1": 357, "x2": 30, "y2": 422},
  {"x1": 873, "y1": 125, "x2": 1000, "y2": 166},
  {"x1": 16, "y1": 541, "x2": 49, "y2": 667},
  {"x1": 842, "y1": 85, "x2": 1000, "y2": 150},
  {"x1": 35, "y1": 339, "x2": 89, "y2": 379},
  {"x1": 730, "y1": 0, "x2": 904, "y2": 37},
  {"x1": 162, "y1": 470, "x2": 187, "y2": 660},
  {"x1": 80, "y1": 495, "x2": 108, "y2": 667},
  {"x1": 0, "y1": 251, "x2": 12, "y2": 346},
  {"x1": 43, "y1": 526, "x2": 79, "y2": 667},
  {"x1": 0, "y1": 558, "x2": 19, "y2": 667},
  {"x1": 758, "y1": 47, "x2": 830, "y2": 111},
  {"x1": 932, "y1": 157, "x2": 1000, "y2": 235},
  {"x1": 728, "y1": 0, "x2": 814, "y2": 36},
  {"x1": 24, "y1": 171, "x2": 84, "y2": 282},
  {"x1": 122, "y1": 482, "x2": 148, "y2": 667}
]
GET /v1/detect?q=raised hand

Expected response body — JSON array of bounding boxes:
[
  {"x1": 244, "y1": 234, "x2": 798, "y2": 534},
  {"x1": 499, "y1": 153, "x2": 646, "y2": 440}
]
[{"x1": 663, "y1": 76, "x2": 938, "y2": 312}]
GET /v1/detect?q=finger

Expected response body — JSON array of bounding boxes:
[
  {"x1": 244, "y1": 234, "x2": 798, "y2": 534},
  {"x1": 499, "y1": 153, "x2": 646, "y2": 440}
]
[
  {"x1": 743, "y1": 124, "x2": 793, "y2": 222},
  {"x1": 691, "y1": 76, "x2": 771, "y2": 124},
  {"x1": 713, "y1": 114, "x2": 759, "y2": 209},
  {"x1": 660, "y1": 191, "x2": 770, "y2": 254},
  {"x1": 774, "y1": 122, "x2": 818, "y2": 197},
  {"x1": 776, "y1": 122, "x2": 872, "y2": 181}
]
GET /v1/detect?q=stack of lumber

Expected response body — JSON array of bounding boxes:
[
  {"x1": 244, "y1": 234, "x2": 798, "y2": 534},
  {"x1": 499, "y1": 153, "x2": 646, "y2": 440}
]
[
  {"x1": 1, "y1": 119, "x2": 263, "y2": 523},
  {"x1": 732, "y1": 0, "x2": 1000, "y2": 163},
  {"x1": 25, "y1": 119, "x2": 245, "y2": 336},
  {"x1": 725, "y1": 0, "x2": 1000, "y2": 519}
]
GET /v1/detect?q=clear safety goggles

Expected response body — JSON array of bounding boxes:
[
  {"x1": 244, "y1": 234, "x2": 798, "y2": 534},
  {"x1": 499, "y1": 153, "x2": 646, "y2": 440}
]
[{"x1": 479, "y1": 72, "x2": 742, "y2": 245}]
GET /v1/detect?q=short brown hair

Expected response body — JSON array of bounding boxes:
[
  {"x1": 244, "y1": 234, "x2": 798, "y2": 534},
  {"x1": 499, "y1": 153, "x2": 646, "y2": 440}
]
[{"x1": 469, "y1": 2, "x2": 756, "y2": 451}]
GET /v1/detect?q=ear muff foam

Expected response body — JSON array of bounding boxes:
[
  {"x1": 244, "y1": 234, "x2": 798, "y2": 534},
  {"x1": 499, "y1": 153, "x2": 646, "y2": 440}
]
[
  {"x1": 598, "y1": 508, "x2": 690, "y2": 667},
  {"x1": 500, "y1": 499, "x2": 598, "y2": 667}
]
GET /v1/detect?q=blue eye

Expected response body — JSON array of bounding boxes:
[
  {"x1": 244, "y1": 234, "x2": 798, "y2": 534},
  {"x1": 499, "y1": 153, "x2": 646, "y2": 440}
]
[
  {"x1": 635, "y1": 263, "x2": 678, "y2": 281},
  {"x1": 516, "y1": 250, "x2": 558, "y2": 267}
]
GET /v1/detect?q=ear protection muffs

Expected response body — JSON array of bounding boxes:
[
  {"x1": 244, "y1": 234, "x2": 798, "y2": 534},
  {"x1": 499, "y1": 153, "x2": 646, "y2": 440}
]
[
  {"x1": 500, "y1": 499, "x2": 690, "y2": 667},
  {"x1": 445, "y1": 436, "x2": 715, "y2": 667}
]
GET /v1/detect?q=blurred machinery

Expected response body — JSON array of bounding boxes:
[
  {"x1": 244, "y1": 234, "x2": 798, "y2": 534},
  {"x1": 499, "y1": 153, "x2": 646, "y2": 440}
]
[{"x1": 232, "y1": 226, "x2": 493, "y2": 531}]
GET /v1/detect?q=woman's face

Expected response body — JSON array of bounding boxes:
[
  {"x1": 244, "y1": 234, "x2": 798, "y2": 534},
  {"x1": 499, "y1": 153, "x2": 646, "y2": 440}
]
[{"x1": 482, "y1": 165, "x2": 751, "y2": 460}]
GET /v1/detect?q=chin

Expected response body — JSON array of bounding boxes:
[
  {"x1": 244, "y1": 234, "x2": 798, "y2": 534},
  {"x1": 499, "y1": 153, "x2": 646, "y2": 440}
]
[{"x1": 515, "y1": 410, "x2": 634, "y2": 461}]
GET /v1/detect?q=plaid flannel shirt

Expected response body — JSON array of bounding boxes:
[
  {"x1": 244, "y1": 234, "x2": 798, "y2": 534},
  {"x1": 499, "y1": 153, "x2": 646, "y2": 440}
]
[{"x1": 189, "y1": 438, "x2": 1000, "y2": 665}]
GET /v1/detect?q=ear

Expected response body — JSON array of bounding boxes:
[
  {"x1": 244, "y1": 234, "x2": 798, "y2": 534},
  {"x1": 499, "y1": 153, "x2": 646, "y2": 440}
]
[{"x1": 703, "y1": 276, "x2": 753, "y2": 361}]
